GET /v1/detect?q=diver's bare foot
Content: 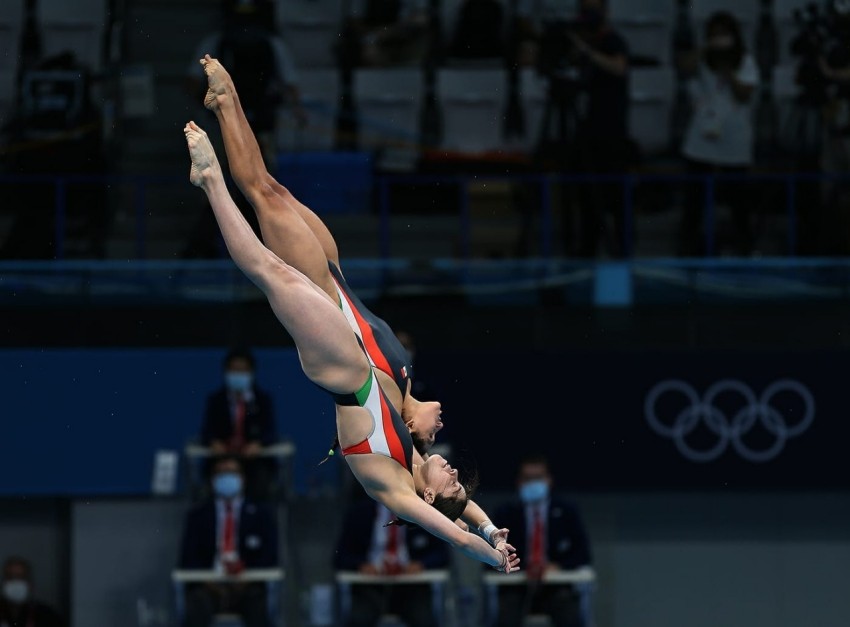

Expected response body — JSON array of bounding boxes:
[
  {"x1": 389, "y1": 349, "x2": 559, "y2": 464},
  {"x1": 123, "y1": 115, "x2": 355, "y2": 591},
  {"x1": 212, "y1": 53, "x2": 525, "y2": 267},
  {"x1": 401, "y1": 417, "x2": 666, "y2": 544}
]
[
  {"x1": 184, "y1": 121, "x2": 221, "y2": 187},
  {"x1": 200, "y1": 54, "x2": 232, "y2": 111}
]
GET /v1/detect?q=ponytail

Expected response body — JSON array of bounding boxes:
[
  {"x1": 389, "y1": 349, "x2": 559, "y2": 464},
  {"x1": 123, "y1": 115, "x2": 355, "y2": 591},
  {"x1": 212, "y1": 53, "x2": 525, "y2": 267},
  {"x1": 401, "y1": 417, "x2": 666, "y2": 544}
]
[{"x1": 319, "y1": 436, "x2": 339, "y2": 465}]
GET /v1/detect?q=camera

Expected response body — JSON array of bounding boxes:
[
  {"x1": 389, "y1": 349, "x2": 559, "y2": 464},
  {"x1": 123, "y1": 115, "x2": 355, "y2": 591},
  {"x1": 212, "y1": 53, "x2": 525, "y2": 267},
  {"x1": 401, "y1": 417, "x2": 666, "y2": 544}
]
[
  {"x1": 536, "y1": 18, "x2": 592, "y2": 82},
  {"x1": 790, "y1": 0, "x2": 850, "y2": 102}
]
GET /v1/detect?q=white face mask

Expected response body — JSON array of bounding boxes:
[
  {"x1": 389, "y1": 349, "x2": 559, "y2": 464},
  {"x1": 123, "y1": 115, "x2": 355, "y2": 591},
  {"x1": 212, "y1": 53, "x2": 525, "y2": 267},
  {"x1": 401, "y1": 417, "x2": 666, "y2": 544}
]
[{"x1": 3, "y1": 579, "x2": 30, "y2": 604}]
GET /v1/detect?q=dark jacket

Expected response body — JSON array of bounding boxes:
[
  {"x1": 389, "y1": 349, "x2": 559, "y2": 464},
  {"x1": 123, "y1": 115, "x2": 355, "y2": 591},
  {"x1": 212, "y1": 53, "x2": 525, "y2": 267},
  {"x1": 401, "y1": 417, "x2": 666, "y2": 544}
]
[
  {"x1": 493, "y1": 496, "x2": 592, "y2": 570},
  {"x1": 333, "y1": 496, "x2": 450, "y2": 571},
  {"x1": 0, "y1": 599, "x2": 66, "y2": 627},
  {"x1": 179, "y1": 499, "x2": 279, "y2": 569},
  {"x1": 200, "y1": 386, "x2": 277, "y2": 446},
  {"x1": 0, "y1": 599, "x2": 65, "y2": 627}
]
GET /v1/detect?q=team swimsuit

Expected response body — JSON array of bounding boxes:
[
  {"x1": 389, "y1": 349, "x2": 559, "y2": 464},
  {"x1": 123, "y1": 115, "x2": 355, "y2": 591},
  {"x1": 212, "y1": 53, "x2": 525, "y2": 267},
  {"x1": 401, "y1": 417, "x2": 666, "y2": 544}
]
[
  {"x1": 328, "y1": 261, "x2": 412, "y2": 399},
  {"x1": 325, "y1": 261, "x2": 414, "y2": 470},
  {"x1": 330, "y1": 368, "x2": 413, "y2": 471}
]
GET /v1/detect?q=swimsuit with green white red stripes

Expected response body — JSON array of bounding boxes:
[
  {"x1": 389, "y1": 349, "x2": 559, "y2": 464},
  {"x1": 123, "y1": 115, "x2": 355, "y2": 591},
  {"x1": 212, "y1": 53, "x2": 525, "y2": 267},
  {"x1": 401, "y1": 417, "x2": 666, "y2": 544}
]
[
  {"x1": 328, "y1": 261, "x2": 413, "y2": 399},
  {"x1": 331, "y1": 369, "x2": 413, "y2": 471}
]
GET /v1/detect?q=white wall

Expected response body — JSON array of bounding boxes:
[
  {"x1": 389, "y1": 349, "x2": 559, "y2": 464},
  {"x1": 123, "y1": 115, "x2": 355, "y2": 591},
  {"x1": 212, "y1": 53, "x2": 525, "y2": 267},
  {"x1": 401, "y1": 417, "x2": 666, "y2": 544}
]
[{"x1": 571, "y1": 491, "x2": 850, "y2": 627}]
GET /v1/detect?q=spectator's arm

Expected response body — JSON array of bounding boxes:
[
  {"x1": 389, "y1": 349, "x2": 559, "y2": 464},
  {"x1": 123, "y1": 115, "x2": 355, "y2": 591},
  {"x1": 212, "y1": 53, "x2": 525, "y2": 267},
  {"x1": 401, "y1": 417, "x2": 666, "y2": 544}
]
[
  {"x1": 819, "y1": 56, "x2": 850, "y2": 83},
  {"x1": 727, "y1": 54, "x2": 759, "y2": 104},
  {"x1": 570, "y1": 33, "x2": 628, "y2": 77},
  {"x1": 728, "y1": 76, "x2": 756, "y2": 103},
  {"x1": 589, "y1": 49, "x2": 628, "y2": 77}
]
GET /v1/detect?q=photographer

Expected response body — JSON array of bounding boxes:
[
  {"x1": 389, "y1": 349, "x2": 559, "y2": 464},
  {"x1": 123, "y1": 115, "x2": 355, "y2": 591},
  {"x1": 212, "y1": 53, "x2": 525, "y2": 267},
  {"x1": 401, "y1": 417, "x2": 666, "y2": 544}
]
[
  {"x1": 515, "y1": 0, "x2": 629, "y2": 258},
  {"x1": 786, "y1": 0, "x2": 850, "y2": 253},
  {"x1": 567, "y1": 0, "x2": 630, "y2": 257},
  {"x1": 817, "y1": 13, "x2": 850, "y2": 254},
  {"x1": 678, "y1": 11, "x2": 759, "y2": 256}
]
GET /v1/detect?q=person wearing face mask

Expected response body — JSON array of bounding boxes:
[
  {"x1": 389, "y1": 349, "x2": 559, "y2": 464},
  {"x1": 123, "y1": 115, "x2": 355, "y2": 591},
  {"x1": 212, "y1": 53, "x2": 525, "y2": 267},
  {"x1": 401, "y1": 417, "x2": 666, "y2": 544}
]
[
  {"x1": 200, "y1": 347, "x2": 277, "y2": 499},
  {"x1": 0, "y1": 557, "x2": 64, "y2": 627},
  {"x1": 490, "y1": 454, "x2": 592, "y2": 627},
  {"x1": 677, "y1": 11, "x2": 760, "y2": 256},
  {"x1": 178, "y1": 455, "x2": 279, "y2": 627}
]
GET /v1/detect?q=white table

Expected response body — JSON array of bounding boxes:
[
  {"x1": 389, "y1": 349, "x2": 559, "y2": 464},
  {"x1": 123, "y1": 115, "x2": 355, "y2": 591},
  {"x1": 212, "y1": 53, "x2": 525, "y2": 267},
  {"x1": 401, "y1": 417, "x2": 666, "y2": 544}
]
[
  {"x1": 172, "y1": 569, "x2": 285, "y2": 626},
  {"x1": 484, "y1": 567, "x2": 597, "y2": 626},
  {"x1": 483, "y1": 566, "x2": 596, "y2": 586},
  {"x1": 335, "y1": 570, "x2": 450, "y2": 585},
  {"x1": 172, "y1": 568, "x2": 285, "y2": 583},
  {"x1": 335, "y1": 570, "x2": 451, "y2": 626},
  {"x1": 184, "y1": 442, "x2": 296, "y2": 460}
]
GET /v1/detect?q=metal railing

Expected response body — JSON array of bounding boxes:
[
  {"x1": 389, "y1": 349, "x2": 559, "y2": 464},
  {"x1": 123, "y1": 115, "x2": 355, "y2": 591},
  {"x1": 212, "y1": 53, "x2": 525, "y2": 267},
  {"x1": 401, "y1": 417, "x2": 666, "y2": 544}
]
[{"x1": 1, "y1": 170, "x2": 848, "y2": 260}]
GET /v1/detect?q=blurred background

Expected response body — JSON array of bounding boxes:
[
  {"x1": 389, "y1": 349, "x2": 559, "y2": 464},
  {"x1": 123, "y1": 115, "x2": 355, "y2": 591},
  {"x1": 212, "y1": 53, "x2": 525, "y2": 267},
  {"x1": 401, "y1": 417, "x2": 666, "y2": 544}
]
[{"x1": 1, "y1": 0, "x2": 850, "y2": 625}]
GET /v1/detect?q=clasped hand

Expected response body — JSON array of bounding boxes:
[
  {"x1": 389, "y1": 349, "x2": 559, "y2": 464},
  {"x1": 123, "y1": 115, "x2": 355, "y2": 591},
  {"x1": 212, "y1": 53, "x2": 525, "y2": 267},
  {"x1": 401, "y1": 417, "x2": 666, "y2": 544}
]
[{"x1": 494, "y1": 540, "x2": 521, "y2": 574}]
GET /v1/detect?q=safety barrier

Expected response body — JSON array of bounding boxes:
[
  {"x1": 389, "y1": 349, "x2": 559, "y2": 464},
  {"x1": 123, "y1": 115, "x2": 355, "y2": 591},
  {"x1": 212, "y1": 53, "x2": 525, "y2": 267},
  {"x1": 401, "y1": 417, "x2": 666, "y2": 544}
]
[{"x1": 1, "y1": 170, "x2": 849, "y2": 260}]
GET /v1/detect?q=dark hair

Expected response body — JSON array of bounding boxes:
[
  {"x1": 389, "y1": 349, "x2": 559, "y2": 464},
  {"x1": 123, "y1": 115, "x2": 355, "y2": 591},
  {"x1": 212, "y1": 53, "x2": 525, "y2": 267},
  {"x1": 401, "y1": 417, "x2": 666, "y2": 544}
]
[
  {"x1": 2, "y1": 556, "x2": 31, "y2": 578},
  {"x1": 388, "y1": 467, "x2": 480, "y2": 528},
  {"x1": 432, "y1": 469, "x2": 479, "y2": 521},
  {"x1": 319, "y1": 436, "x2": 339, "y2": 465},
  {"x1": 410, "y1": 431, "x2": 429, "y2": 457},
  {"x1": 223, "y1": 346, "x2": 255, "y2": 370},
  {"x1": 519, "y1": 453, "x2": 550, "y2": 469},
  {"x1": 210, "y1": 454, "x2": 243, "y2": 476},
  {"x1": 704, "y1": 11, "x2": 745, "y2": 68}
]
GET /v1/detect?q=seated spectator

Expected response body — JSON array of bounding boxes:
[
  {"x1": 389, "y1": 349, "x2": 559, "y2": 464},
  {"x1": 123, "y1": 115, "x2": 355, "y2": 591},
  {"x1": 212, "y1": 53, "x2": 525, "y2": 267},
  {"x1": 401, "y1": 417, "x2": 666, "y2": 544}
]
[
  {"x1": 491, "y1": 453, "x2": 592, "y2": 627},
  {"x1": 678, "y1": 11, "x2": 759, "y2": 256},
  {"x1": 200, "y1": 347, "x2": 278, "y2": 500},
  {"x1": 448, "y1": 0, "x2": 505, "y2": 60},
  {"x1": 178, "y1": 455, "x2": 279, "y2": 627},
  {"x1": 0, "y1": 556, "x2": 64, "y2": 627},
  {"x1": 339, "y1": 0, "x2": 431, "y2": 67},
  {"x1": 333, "y1": 487, "x2": 450, "y2": 627}
]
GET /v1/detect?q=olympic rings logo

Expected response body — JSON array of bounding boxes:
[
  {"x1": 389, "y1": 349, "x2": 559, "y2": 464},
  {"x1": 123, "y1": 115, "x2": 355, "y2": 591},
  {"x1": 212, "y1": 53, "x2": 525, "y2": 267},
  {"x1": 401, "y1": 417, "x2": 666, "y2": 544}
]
[{"x1": 644, "y1": 379, "x2": 815, "y2": 463}]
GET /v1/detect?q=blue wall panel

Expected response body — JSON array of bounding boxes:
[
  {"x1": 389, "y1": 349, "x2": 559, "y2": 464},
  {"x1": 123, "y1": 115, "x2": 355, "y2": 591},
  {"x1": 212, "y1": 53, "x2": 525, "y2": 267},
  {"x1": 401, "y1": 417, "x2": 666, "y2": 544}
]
[{"x1": 0, "y1": 348, "x2": 337, "y2": 496}]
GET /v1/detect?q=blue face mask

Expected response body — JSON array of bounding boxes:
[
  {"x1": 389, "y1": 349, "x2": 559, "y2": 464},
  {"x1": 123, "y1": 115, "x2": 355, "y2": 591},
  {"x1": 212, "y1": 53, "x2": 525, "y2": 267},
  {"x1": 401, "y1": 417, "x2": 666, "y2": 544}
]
[
  {"x1": 225, "y1": 371, "x2": 253, "y2": 393},
  {"x1": 519, "y1": 479, "x2": 549, "y2": 504},
  {"x1": 213, "y1": 472, "x2": 243, "y2": 499}
]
